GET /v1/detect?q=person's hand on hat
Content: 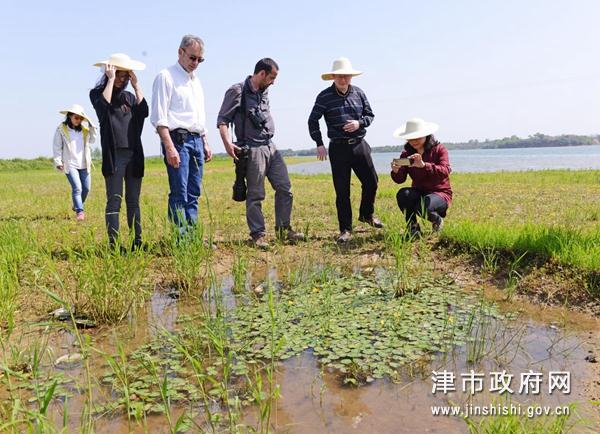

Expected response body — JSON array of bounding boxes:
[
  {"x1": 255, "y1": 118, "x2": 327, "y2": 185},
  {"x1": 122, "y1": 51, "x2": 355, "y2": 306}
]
[
  {"x1": 56, "y1": 164, "x2": 64, "y2": 172},
  {"x1": 104, "y1": 64, "x2": 116, "y2": 80},
  {"x1": 408, "y1": 153, "x2": 425, "y2": 168},
  {"x1": 342, "y1": 120, "x2": 360, "y2": 133},
  {"x1": 129, "y1": 70, "x2": 139, "y2": 88},
  {"x1": 316, "y1": 146, "x2": 328, "y2": 161}
]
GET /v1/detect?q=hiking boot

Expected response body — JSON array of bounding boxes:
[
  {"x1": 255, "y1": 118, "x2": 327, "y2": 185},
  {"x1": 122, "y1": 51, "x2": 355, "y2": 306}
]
[
  {"x1": 359, "y1": 216, "x2": 384, "y2": 228},
  {"x1": 337, "y1": 230, "x2": 352, "y2": 244},
  {"x1": 405, "y1": 223, "x2": 422, "y2": 240},
  {"x1": 251, "y1": 234, "x2": 269, "y2": 250},
  {"x1": 432, "y1": 217, "x2": 444, "y2": 233},
  {"x1": 131, "y1": 240, "x2": 149, "y2": 252},
  {"x1": 76, "y1": 211, "x2": 85, "y2": 221},
  {"x1": 276, "y1": 227, "x2": 306, "y2": 243},
  {"x1": 287, "y1": 229, "x2": 306, "y2": 242}
]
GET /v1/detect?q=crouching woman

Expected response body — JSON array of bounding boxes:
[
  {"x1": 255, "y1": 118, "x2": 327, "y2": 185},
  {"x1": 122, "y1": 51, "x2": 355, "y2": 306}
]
[{"x1": 390, "y1": 118, "x2": 452, "y2": 238}]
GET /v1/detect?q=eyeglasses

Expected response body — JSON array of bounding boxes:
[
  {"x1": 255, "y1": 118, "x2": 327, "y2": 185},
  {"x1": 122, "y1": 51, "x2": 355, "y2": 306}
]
[{"x1": 182, "y1": 48, "x2": 204, "y2": 64}]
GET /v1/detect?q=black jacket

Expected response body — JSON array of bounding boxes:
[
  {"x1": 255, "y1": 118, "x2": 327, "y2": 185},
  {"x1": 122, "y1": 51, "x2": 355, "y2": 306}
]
[{"x1": 89, "y1": 88, "x2": 148, "y2": 177}]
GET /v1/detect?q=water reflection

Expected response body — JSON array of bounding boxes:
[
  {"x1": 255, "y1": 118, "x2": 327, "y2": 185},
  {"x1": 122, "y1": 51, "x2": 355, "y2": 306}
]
[{"x1": 147, "y1": 291, "x2": 178, "y2": 336}]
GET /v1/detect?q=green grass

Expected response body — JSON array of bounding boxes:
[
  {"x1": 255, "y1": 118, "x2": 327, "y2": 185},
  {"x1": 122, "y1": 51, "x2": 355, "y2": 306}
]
[
  {"x1": 466, "y1": 403, "x2": 576, "y2": 434},
  {"x1": 0, "y1": 162, "x2": 597, "y2": 323},
  {"x1": 440, "y1": 170, "x2": 600, "y2": 272},
  {"x1": 0, "y1": 158, "x2": 597, "y2": 432}
]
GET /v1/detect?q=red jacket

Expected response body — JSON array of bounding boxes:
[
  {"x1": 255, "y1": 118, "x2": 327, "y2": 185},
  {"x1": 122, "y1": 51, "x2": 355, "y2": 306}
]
[{"x1": 390, "y1": 143, "x2": 453, "y2": 205}]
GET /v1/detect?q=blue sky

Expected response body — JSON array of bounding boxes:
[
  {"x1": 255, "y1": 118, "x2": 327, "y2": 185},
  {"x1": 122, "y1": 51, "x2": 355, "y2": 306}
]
[{"x1": 1, "y1": 0, "x2": 600, "y2": 158}]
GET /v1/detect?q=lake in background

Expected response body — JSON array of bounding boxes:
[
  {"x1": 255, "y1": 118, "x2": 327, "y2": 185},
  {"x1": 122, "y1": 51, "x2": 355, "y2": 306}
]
[{"x1": 287, "y1": 145, "x2": 600, "y2": 174}]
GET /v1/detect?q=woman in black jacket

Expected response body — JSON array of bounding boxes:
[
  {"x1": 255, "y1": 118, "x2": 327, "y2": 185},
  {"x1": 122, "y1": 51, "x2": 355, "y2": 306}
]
[{"x1": 90, "y1": 53, "x2": 148, "y2": 249}]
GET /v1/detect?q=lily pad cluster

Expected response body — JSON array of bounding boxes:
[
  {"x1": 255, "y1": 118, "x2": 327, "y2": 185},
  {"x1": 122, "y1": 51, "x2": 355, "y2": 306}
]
[
  {"x1": 94, "y1": 340, "x2": 202, "y2": 416},
  {"x1": 176, "y1": 272, "x2": 501, "y2": 387}
]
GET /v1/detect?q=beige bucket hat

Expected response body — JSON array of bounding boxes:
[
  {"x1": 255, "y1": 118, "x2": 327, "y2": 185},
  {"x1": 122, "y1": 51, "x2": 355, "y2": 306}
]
[
  {"x1": 59, "y1": 104, "x2": 95, "y2": 127},
  {"x1": 93, "y1": 53, "x2": 146, "y2": 71},
  {"x1": 393, "y1": 118, "x2": 439, "y2": 140},
  {"x1": 321, "y1": 57, "x2": 362, "y2": 80}
]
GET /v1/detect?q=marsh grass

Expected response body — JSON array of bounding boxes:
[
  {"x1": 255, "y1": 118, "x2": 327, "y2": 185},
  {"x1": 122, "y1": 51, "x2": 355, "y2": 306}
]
[
  {"x1": 167, "y1": 222, "x2": 215, "y2": 296},
  {"x1": 0, "y1": 222, "x2": 34, "y2": 330},
  {"x1": 505, "y1": 251, "x2": 528, "y2": 300},
  {"x1": 232, "y1": 254, "x2": 248, "y2": 293},
  {"x1": 48, "y1": 246, "x2": 152, "y2": 324},
  {"x1": 444, "y1": 222, "x2": 600, "y2": 273}
]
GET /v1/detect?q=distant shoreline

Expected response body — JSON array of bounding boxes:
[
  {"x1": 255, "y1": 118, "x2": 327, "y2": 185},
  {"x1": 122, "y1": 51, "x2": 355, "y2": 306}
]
[
  {"x1": 1, "y1": 134, "x2": 598, "y2": 162},
  {"x1": 274, "y1": 133, "x2": 600, "y2": 157}
]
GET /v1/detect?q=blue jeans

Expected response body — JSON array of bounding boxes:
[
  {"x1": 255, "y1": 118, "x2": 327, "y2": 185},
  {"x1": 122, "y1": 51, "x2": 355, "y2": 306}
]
[
  {"x1": 163, "y1": 133, "x2": 205, "y2": 230},
  {"x1": 65, "y1": 168, "x2": 90, "y2": 213}
]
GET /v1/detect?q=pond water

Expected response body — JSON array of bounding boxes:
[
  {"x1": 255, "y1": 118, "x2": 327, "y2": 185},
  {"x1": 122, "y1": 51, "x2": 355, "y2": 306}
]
[{"x1": 3, "y1": 267, "x2": 598, "y2": 433}]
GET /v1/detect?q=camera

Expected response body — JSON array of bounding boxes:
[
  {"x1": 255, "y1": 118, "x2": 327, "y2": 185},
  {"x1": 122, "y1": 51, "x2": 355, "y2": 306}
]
[
  {"x1": 247, "y1": 107, "x2": 268, "y2": 130},
  {"x1": 232, "y1": 144, "x2": 250, "y2": 202},
  {"x1": 392, "y1": 158, "x2": 411, "y2": 167}
]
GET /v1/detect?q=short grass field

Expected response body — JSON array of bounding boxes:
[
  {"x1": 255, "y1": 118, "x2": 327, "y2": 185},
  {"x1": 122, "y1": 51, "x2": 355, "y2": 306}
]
[{"x1": 0, "y1": 157, "x2": 599, "y2": 432}]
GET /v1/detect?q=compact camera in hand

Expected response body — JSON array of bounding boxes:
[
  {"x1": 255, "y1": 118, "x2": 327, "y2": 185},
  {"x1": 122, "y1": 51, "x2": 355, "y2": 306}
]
[{"x1": 392, "y1": 158, "x2": 411, "y2": 167}]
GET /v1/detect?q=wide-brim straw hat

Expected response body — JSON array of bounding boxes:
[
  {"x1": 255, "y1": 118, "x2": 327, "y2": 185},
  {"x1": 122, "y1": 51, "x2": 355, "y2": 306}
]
[
  {"x1": 59, "y1": 104, "x2": 95, "y2": 127},
  {"x1": 321, "y1": 57, "x2": 362, "y2": 80},
  {"x1": 393, "y1": 117, "x2": 439, "y2": 140},
  {"x1": 93, "y1": 53, "x2": 146, "y2": 71}
]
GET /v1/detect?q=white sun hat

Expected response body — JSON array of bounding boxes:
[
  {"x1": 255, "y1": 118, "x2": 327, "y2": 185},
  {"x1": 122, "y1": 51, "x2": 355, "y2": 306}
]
[
  {"x1": 393, "y1": 118, "x2": 439, "y2": 140},
  {"x1": 321, "y1": 57, "x2": 362, "y2": 80},
  {"x1": 59, "y1": 104, "x2": 95, "y2": 127},
  {"x1": 93, "y1": 53, "x2": 146, "y2": 71}
]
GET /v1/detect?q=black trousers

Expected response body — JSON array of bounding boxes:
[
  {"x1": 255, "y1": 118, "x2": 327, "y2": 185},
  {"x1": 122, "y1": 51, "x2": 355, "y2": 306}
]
[
  {"x1": 328, "y1": 139, "x2": 378, "y2": 232},
  {"x1": 396, "y1": 187, "x2": 447, "y2": 226},
  {"x1": 105, "y1": 149, "x2": 142, "y2": 245}
]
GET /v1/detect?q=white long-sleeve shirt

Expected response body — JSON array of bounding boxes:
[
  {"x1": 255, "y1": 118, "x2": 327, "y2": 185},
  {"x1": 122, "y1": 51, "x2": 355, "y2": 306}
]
[{"x1": 151, "y1": 62, "x2": 207, "y2": 135}]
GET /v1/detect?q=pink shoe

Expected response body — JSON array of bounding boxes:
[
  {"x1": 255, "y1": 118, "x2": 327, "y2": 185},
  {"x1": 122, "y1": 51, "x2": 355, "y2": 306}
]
[{"x1": 76, "y1": 212, "x2": 85, "y2": 221}]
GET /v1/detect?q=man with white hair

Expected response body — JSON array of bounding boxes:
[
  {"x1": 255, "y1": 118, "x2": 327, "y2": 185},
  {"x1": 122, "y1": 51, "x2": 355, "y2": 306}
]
[
  {"x1": 151, "y1": 34, "x2": 213, "y2": 233},
  {"x1": 308, "y1": 57, "x2": 382, "y2": 244}
]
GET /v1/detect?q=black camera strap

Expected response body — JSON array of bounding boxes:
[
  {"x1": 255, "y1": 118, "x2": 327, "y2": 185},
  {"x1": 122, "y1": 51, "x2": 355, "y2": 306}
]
[
  {"x1": 238, "y1": 81, "x2": 248, "y2": 145},
  {"x1": 237, "y1": 80, "x2": 267, "y2": 145}
]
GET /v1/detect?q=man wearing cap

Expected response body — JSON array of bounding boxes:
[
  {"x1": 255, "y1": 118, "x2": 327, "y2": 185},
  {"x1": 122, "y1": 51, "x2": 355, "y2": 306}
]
[
  {"x1": 308, "y1": 57, "x2": 382, "y2": 244},
  {"x1": 216, "y1": 58, "x2": 304, "y2": 248},
  {"x1": 151, "y1": 35, "x2": 213, "y2": 233}
]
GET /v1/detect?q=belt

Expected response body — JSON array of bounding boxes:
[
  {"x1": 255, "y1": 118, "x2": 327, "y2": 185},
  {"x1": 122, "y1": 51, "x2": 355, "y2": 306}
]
[
  {"x1": 172, "y1": 128, "x2": 201, "y2": 137},
  {"x1": 245, "y1": 139, "x2": 271, "y2": 147},
  {"x1": 330, "y1": 137, "x2": 364, "y2": 145}
]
